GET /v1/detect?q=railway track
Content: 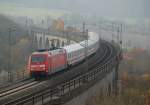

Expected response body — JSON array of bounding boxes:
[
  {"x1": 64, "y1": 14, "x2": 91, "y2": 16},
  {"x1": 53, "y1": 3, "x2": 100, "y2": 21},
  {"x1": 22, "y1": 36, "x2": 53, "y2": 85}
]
[
  {"x1": 0, "y1": 47, "x2": 101, "y2": 100},
  {"x1": 0, "y1": 41, "x2": 108, "y2": 100},
  {"x1": 0, "y1": 81, "x2": 41, "y2": 98},
  {"x1": 15, "y1": 41, "x2": 117, "y2": 105},
  {"x1": 86, "y1": 41, "x2": 114, "y2": 74},
  {"x1": 0, "y1": 41, "x2": 118, "y2": 105},
  {"x1": 0, "y1": 78, "x2": 35, "y2": 94}
]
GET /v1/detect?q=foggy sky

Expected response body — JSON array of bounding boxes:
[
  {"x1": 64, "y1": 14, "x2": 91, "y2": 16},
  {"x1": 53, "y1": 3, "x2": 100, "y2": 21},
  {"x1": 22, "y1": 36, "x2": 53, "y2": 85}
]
[{"x1": 0, "y1": 0, "x2": 149, "y2": 18}]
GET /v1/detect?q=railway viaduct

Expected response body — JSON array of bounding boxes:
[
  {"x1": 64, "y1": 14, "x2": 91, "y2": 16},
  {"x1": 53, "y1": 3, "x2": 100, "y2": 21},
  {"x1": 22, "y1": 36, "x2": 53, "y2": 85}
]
[{"x1": 0, "y1": 30, "x2": 122, "y2": 105}]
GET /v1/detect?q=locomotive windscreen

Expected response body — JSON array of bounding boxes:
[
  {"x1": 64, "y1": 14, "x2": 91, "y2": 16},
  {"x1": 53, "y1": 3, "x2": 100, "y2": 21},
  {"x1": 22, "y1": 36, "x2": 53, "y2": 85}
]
[{"x1": 31, "y1": 56, "x2": 46, "y2": 63}]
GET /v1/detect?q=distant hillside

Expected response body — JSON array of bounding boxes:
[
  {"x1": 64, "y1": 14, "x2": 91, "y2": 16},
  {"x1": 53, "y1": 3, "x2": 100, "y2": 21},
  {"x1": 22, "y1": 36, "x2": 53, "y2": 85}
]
[
  {"x1": 0, "y1": 15, "x2": 26, "y2": 38},
  {"x1": 0, "y1": 15, "x2": 30, "y2": 71},
  {"x1": 0, "y1": 15, "x2": 16, "y2": 30}
]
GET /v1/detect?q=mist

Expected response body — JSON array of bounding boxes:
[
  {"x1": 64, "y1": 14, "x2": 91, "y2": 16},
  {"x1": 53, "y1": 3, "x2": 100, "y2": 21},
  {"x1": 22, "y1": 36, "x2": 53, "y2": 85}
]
[{"x1": 0, "y1": 0, "x2": 149, "y2": 18}]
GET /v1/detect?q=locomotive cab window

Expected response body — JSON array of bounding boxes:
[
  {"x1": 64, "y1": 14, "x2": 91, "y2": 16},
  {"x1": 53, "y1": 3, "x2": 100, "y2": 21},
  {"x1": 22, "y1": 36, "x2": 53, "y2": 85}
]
[{"x1": 31, "y1": 56, "x2": 46, "y2": 63}]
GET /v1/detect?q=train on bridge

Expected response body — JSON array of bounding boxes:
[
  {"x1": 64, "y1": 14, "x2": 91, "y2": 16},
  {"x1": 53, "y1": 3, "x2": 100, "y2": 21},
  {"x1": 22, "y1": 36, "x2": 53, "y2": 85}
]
[{"x1": 27, "y1": 32, "x2": 100, "y2": 77}]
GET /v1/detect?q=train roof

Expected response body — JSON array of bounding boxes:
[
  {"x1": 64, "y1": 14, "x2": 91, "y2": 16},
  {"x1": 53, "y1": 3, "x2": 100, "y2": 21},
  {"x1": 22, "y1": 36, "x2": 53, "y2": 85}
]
[
  {"x1": 32, "y1": 48, "x2": 65, "y2": 56},
  {"x1": 63, "y1": 32, "x2": 99, "y2": 53},
  {"x1": 63, "y1": 43, "x2": 84, "y2": 53}
]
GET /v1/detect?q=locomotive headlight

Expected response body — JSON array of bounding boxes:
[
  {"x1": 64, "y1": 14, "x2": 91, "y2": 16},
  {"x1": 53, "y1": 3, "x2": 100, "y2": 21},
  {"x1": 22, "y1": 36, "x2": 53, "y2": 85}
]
[
  {"x1": 40, "y1": 65, "x2": 46, "y2": 70},
  {"x1": 40, "y1": 65, "x2": 45, "y2": 68},
  {"x1": 31, "y1": 65, "x2": 36, "y2": 68}
]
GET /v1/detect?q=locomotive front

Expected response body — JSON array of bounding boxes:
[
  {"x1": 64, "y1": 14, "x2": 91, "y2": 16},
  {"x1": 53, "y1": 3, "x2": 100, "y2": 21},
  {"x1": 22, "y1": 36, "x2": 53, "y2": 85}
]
[{"x1": 28, "y1": 53, "x2": 49, "y2": 77}]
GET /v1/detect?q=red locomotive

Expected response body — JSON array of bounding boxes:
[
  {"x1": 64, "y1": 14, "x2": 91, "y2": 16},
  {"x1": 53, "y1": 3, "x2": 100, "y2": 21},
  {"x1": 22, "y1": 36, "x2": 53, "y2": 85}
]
[{"x1": 28, "y1": 49, "x2": 67, "y2": 77}]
